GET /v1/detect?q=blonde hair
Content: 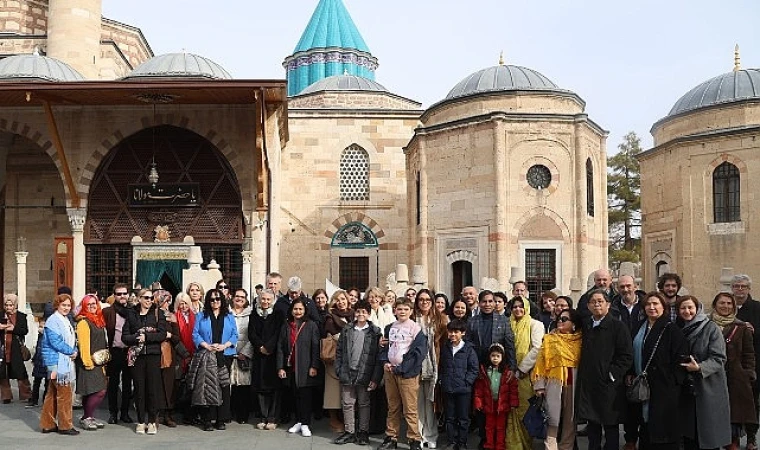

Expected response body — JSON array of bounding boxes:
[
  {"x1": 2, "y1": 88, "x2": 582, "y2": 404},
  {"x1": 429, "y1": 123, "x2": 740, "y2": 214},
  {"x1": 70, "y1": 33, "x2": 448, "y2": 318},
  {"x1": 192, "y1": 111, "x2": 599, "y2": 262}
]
[
  {"x1": 330, "y1": 290, "x2": 349, "y2": 308},
  {"x1": 185, "y1": 282, "x2": 205, "y2": 298},
  {"x1": 174, "y1": 292, "x2": 191, "y2": 310}
]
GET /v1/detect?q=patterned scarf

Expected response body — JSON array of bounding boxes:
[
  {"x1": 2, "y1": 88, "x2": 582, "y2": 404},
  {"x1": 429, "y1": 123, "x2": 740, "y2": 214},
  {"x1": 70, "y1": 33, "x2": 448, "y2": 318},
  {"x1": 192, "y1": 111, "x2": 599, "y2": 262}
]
[
  {"x1": 3, "y1": 310, "x2": 15, "y2": 363},
  {"x1": 510, "y1": 300, "x2": 532, "y2": 364},
  {"x1": 709, "y1": 310, "x2": 736, "y2": 330},
  {"x1": 532, "y1": 331, "x2": 582, "y2": 385}
]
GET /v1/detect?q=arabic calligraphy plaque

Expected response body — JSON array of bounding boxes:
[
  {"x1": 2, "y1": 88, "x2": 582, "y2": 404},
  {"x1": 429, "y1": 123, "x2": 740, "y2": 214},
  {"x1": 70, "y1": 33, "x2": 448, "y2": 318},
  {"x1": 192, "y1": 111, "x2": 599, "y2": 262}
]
[{"x1": 129, "y1": 183, "x2": 200, "y2": 207}]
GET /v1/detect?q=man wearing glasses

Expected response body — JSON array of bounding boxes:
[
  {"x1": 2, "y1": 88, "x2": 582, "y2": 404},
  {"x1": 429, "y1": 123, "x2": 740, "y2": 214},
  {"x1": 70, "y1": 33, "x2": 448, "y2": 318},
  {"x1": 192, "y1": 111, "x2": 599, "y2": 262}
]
[
  {"x1": 102, "y1": 283, "x2": 135, "y2": 424},
  {"x1": 734, "y1": 274, "x2": 760, "y2": 450}
]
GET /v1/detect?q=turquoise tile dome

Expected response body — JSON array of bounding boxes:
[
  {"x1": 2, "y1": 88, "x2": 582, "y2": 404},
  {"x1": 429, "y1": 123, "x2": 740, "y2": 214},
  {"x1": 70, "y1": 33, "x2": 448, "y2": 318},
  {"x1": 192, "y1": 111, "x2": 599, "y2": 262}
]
[{"x1": 284, "y1": 0, "x2": 378, "y2": 96}]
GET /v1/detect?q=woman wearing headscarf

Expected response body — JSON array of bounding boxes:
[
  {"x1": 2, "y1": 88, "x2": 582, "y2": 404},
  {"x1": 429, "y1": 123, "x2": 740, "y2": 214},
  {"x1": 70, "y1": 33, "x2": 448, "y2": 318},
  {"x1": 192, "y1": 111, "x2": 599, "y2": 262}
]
[
  {"x1": 39, "y1": 293, "x2": 79, "y2": 435},
  {"x1": 710, "y1": 292, "x2": 757, "y2": 450},
  {"x1": 191, "y1": 288, "x2": 238, "y2": 431},
  {"x1": 173, "y1": 292, "x2": 196, "y2": 423},
  {"x1": 0, "y1": 293, "x2": 31, "y2": 403},
  {"x1": 676, "y1": 295, "x2": 731, "y2": 450},
  {"x1": 533, "y1": 307, "x2": 583, "y2": 450},
  {"x1": 74, "y1": 294, "x2": 108, "y2": 431},
  {"x1": 122, "y1": 288, "x2": 168, "y2": 435},
  {"x1": 505, "y1": 296, "x2": 545, "y2": 450}
]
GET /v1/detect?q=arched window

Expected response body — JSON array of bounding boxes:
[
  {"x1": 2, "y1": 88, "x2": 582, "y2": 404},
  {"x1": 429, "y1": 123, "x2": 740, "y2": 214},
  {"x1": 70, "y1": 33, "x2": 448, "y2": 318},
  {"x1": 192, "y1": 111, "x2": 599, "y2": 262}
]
[
  {"x1": 339, "y1": 144, "x2": 369, "y2": 201},
  {"x1": 713, "y1": 162, "x2": 740, "y2": 223},
  {"x1": 586, "y1": 158, "x2": 594, "y2": 217}
]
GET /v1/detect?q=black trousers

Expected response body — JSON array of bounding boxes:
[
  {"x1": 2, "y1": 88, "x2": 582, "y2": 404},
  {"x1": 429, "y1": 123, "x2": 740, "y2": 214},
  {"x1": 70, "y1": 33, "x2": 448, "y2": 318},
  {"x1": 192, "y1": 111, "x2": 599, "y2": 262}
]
[
  {"x1": 132, "y1": 354, "x2": 161, "y2": 424},
  {"x1": 201, "y1": 356, "x2": 232, "y2": 424},
  {"x1": 587, "y1": 422, "x2": 620, "y2": 450},
  {"x1": 257, "y1": 389, "x2": 281, "y2": 423},
  {"x1": 106, "y1": 347, "x2": 133, "y2": 415},
  {"x1": 230, "y1": 385, "x2": 251, "y2": 422},
  {"x1": 445, "y1": 392, "x2": 471, "y2": 446},
  {"x1": 623, "y1": 401, "x2": 644, "y2": 444},
  {"x1": 31, "y1": 376, "x2": 48, "y2": 405},
  {"x1": 638, "y1": 423, "x2": 679, "y2": 450},
  {"x1": 747, "y1": 378, "x2": 760, "y2": 443},
  {"x1": 295, "y1": 386, "x2": 314, "y2": 426}
]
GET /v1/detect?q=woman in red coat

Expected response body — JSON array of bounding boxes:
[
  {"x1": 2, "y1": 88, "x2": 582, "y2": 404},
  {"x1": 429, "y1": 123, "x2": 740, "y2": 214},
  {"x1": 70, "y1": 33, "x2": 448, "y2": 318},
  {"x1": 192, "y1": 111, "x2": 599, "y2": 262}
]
[{"x1": 473, "y1": 343, "x2": 519, "y2": 450}]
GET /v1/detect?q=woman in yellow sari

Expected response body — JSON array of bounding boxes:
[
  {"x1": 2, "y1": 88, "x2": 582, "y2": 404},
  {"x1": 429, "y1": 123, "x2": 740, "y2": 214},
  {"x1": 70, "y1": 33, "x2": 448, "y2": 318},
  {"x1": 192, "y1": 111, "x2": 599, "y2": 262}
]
[
  {"x1": 533, "y1": 308, "x2": 583, "y2": 450},
  {"x1": 505, "y1": 296, "x2": 545, "y2": 450}
]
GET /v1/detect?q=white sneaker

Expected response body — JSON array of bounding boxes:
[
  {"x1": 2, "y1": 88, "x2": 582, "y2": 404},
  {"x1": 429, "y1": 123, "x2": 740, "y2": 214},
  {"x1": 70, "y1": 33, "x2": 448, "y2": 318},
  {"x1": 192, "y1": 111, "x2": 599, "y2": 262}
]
[
  {"x1": 256, "y1": 422, "x2": 266, "y2": 430},
  {"x1": 301, "y1": 425, "x2": 311, "y2": 437},
  {"x1": 288, "y1": 422, "x2": 302, "y2": 433},
  {"x1": 146, "y1": 423, "x2": 157, "y2": 435},
  {"x1": 135, "y1": 423, "x2": 146, "y2": 434}
]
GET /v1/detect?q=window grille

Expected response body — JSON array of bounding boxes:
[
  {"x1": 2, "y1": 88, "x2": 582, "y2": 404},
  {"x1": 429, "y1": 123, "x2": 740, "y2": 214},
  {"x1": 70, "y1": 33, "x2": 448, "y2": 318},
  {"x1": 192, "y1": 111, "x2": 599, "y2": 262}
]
[
  {"x1": 340, "y1": 144, "x2": 369, "y2": 201},
  {"x1": 713, "y1": 162, "x2": 740, "y2": 223}
]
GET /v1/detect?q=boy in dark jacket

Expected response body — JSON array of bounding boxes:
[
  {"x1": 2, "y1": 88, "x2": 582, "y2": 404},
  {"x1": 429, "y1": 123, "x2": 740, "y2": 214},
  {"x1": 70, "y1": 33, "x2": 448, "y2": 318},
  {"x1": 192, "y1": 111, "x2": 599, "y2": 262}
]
[
  {"x1": 333, "y1": 300, "x2": 383, "y2": 446},
  {"x1": 439, "y1": 319, "x2": 479, "y2": 450},
  {"x1": 26, "y1": 318, "x2": 48, "y2": 407},
  {"x1": 378, "y1": 298, "x2": 428, "y2": 450}
]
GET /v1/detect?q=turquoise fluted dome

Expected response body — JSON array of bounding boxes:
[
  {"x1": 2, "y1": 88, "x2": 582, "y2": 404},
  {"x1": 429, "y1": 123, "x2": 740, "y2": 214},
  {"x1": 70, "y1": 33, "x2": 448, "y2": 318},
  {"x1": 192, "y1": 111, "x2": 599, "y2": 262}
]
[{"x1": 284, "y1": 0, "x2": 378, "y2": 96}]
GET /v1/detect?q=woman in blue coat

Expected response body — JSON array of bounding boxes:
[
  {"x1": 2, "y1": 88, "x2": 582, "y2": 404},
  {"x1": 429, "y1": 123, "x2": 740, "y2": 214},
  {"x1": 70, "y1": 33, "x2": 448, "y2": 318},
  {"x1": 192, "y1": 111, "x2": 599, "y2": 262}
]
[{"x1": 192, "y1": 288, "x2": 238, "y2": 431}]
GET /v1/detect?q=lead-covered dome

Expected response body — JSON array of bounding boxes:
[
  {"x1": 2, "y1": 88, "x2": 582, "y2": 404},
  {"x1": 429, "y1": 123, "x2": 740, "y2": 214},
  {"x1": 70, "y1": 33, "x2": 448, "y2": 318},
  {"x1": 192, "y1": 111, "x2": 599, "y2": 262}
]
[
  {"x1": 445, "y1": 64, "x2": 569, "y2": 100},
  {"x1": 123, "y1": 53, "x2": 232, "y2": 80},
  {"x1": 299, "y1": 74, "x2": 387, "y2": 95},
  {"x1": 0, "y1": 53, "x2": 85, "y2": 82},
  {"x1": 667, "y1": 68, "x2": 760, "y2": 117}
]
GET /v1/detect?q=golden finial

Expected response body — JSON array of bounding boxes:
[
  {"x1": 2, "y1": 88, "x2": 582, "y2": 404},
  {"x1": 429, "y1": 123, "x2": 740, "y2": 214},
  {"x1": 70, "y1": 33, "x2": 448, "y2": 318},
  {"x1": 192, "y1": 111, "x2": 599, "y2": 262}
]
[
  {"x1": 498, "y1": 51, "x2": 504, "y2": 65},
  {"x1": 734, "y1": 44, "x2": 741, "y2": 72}
]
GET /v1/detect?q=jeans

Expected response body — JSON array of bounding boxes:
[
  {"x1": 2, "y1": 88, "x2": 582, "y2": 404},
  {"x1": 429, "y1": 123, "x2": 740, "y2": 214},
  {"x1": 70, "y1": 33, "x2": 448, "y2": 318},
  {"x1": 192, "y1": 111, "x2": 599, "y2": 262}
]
[
  {"x1": 587, "y1": 421, "x2": 620, "y2": 450},
  {"x1": 445, "y1": 392, "x2": 471, "y2": 446}
]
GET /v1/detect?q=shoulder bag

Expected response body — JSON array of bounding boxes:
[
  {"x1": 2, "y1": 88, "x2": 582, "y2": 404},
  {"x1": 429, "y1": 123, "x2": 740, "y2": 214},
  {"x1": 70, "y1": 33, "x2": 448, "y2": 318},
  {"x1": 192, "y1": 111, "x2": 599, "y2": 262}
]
[
  {"x1": 626, "y1": 323, "x2": 668, "y2": 403},
  {"x1": 17, "y1": 336, "x2": 31, "y2": 361},
  {"x1": 320, "y1": 333, "x2": 337, "y2": 364}
]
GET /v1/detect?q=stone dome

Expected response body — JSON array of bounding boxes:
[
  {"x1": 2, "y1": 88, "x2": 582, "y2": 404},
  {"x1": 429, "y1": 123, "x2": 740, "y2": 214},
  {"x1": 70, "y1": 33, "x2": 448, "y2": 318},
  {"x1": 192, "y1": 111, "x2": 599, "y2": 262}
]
[
  {"x1": 299, "y1": 74, "x2": 387, "y2": 95},
  {"x1": 445, "y1": 64, "x2": 569, "y2": 100},
  {"x1": 0, "y1": 53, "x2": 85, "y2": 82},
  {"x1": 123, "y1": 53, "x2": 232, "y2": 80},
  {"x1": 667, "y1": 68, "x2": 760, "y2": 117}
]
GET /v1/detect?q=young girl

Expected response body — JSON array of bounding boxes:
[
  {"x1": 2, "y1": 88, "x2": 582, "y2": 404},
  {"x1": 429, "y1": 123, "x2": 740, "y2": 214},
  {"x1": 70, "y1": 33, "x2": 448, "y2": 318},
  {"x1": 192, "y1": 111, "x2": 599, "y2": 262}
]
[{"x1": 473, "y1": 343, "x2": 519, "y2": 450}]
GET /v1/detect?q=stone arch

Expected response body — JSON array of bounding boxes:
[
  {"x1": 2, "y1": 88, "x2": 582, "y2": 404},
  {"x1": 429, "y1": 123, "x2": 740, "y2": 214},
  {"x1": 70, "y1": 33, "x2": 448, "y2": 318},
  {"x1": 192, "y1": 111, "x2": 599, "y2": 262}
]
[
  {"x1": 82, "y1": 114, "x2": 254, "y2": 211},
  {"x1": 512, "y1": 207, "x2": 571, "y2": 244},
  {"x1": 511, "y1": 137, "x2": 572, "y2": 159},
  {"x1": 322, "y1": 211, "x2": 386, "y2": 248},
  {"x1": 445, "y1": 249, "x2": 477, "y2": 265},
  {"x1": 336, "y1": 135, "x2": 380, "y2": 159},
  {"x1": 706, "y1": 153, "x2": 747, "y2": 175}
]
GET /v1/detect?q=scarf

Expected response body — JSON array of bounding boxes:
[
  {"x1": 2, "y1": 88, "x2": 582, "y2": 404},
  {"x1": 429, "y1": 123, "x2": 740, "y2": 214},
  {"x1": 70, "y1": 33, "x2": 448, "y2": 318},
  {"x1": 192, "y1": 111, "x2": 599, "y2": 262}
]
[
  {"x1": 510, "y1": 300, "x2": 533, "y2": 364},
  {"x1": 256, "y1": 304, "x2": 273, "y2": 319},
  {"x1": 681, "y1": 308, "x2": 709, "y2": 339},
  {"x1": 46, "y1": 311, "x2": 76, "y2": 383},
  {"x1": 709, "y1": 310, "x2": 736, "y2": 330},
  {"x1": 76, "y1": 295, "x2": 106, "y2": 329},
  {"x1": 3, "y1": 310, "x2": 15, "y2": 363},
  {"x1": 532, "y1": 331, "x2": 582, "y2": 386}
]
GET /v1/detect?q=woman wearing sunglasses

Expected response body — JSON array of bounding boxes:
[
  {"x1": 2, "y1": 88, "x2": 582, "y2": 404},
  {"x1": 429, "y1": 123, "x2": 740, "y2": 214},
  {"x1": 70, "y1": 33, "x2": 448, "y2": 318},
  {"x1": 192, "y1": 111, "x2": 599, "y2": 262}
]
[
  {"x1": 533, "y1": 308, "x2": 584, "y2": 450},
  {"x1": 190, "y1": 289, "x2": 238, "y2": 431},
  {"x1": 122, "y1": 288, "x2": 168, "y2": 435}
]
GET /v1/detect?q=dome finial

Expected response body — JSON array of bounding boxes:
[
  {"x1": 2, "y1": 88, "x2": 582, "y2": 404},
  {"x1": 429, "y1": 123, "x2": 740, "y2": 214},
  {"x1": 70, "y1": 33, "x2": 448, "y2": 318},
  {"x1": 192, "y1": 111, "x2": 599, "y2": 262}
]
[
  {"x1": 734, "y1": 44, "x2": 741, "y2": 72},
  {"x1": 498, "y1": 51, "x2": 504, "y2": 65}
]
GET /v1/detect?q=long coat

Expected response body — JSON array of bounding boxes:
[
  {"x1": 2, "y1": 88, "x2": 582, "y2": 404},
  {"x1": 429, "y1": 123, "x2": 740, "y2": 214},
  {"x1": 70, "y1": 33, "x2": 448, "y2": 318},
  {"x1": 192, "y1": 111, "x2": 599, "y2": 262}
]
[
  {"x1": 229, "y1": 307, "x2": 253, "y2": 386},
  {"x1": 680, "y1": 317, "x2": 731, "y2": 449},
  {"x1": 0, "y1": 311, "x2": 28, "y2": 380},
  {"x1": 722, "y1": 320, "x2": 757, "y2": 424},
  {"x1": 276, "y1": 319, "x2": 321, "y2": 388},
  {"x1": 248, "y1": 308, "x2": 283, "y2": 392},
  {"x1": 635, "y1": 317, "x2": 687, "y2": 444},
  {"x1": 575, "y1": 314, "x2": 633, "y2": 426}
]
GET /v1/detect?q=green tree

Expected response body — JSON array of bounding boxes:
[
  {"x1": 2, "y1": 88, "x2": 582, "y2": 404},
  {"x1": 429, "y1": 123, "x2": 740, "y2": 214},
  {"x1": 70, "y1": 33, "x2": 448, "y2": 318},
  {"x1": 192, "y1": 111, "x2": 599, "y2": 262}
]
[{"x1": 607, "y1": 131, "x2": 642, "y2": 266}]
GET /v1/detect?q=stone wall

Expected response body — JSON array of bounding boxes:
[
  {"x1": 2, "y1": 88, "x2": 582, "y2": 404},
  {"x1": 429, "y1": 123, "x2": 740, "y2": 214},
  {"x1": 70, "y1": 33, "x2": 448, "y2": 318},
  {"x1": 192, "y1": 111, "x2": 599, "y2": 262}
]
[
  {"x1": 99, "y1": 18, "x2": 152, "y2": 79},
  {"x1": 289, "y1": 91, "x2": 420, "y2": 110},
  {"x1": 0, "y1": 0, "x2": 47, "y2": 36}
]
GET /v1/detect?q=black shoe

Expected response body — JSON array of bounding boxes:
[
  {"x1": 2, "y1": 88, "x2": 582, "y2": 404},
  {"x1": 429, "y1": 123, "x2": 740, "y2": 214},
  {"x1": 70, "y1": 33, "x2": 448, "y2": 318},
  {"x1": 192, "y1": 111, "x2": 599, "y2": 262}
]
[
  {"x1": 203, "y1": 421, "x2": 214, "y2": 431},
  {"x1": 58, "y1": 428, "x2": 80, "y2": 436},
  {"x1": 107, "y1": 415, "x2": 118, "y2": 425},
  {"x1": 409, "y1": 441, "x2": 422, "y2": 450},
  {"x1": 335, "y1": 432, "x2": 357, "y2": 445},
  {"x1": 214, "y1": 421, "x2": 226, "y2": 430},
  {"x1": 377, "y1": 436, "x2": 398, "y2": 450},
  {"x1": 120, "y1": 413, "x2": 133, "y2": 424},
  {"x1": 41, "y1": 427, "x2": 58, "y2": 434},
  {"x1": 357, "y1": 432, "x2": 370, "y2": 446},
  {"x1": 2, "y1": 399, "x2": 10, "y2": 404}
]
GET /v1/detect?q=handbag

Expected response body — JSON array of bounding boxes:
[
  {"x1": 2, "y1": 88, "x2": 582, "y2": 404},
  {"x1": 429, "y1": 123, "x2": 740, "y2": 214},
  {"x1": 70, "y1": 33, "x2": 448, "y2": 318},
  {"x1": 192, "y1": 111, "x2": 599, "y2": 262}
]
[
  {"x1": 160, "y1": 340, "x2": 173, "y2": 369},
  {"x1": 17, "y1": 337, "x2": 31, "y2": 361},
  {"x1": 522, "y1": 395, "x2": 549, "y2": 439},
  {"x1": 237, "y1": 357, "x2": 251, "y2": 372},
  {"x1": 320, "y1": 334, "x2": 337, "y2": 364},
  {"x1": 627, "y1": 323, "x2": 668, "y2": 403},
  {"x1": 92, "y1": 348, "x2": 112, "y2": 366}
]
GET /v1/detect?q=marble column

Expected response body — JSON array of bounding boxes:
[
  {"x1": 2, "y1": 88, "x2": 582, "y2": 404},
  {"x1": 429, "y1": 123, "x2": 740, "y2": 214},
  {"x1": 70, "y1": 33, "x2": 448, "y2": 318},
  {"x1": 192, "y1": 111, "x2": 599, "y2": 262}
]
[
  {"x1": 67, "y1": 207, "x2": 87, "y2": 306},
  {"x1": 241, "y1": 250, "x2": 253, "y2": 298},
  {"x1": 15, "y1": 251, "x2": 28, "y2": 313}
]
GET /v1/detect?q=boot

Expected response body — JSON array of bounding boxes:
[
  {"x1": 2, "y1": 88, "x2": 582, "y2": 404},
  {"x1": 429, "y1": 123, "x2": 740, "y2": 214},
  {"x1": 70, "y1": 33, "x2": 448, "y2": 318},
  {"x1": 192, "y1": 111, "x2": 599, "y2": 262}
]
[
  {"x1": 722, "y1": 438, "x2": 738, "y2": 450},
  {"x1": 163, "y1": 411, "x2": 177, "y2": 428},
  {"x1": 329, "y1": 410, "x2": 344, "y2": 433}
]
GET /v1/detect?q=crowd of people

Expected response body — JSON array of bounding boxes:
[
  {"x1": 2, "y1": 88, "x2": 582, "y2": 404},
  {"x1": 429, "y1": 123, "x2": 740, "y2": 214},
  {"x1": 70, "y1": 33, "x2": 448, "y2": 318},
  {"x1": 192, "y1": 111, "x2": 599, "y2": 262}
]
[{"x1": 0, "y1": 270, "x2": 758, "y2": 450}]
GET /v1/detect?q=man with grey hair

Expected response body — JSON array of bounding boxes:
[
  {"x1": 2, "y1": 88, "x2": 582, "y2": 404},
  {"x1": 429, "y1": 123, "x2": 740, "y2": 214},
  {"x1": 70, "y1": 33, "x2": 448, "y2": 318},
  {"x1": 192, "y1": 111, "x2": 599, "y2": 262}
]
[
  {"x1": 577, "y1": 269, "x2": 616, "y2": 319},
  {"x1": 273, "y1": 275, "x2": 320, "y2": 322},
  {"x1": 734, "y1": 274, "x2": 760, "y2": 448}
]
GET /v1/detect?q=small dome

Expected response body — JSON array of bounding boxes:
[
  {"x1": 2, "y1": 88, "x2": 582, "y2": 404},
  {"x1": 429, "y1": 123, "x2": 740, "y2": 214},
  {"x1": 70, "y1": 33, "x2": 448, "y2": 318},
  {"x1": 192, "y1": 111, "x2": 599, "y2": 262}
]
[
  {"x1": 0, "y1": 53, "x2": 85, "y2": 82},
  {"x1": 124, "y1": 53, "x2": 232, "y2": 80},
  {"x1": 667, "y1": 68, "x2": 760, "y2": 117},
  {"x1": 299, "y1": 74, "x2": 387, "y2": 95},
  {"x1": 445, "y1": 64, "x2": 567, "y2": 100}
]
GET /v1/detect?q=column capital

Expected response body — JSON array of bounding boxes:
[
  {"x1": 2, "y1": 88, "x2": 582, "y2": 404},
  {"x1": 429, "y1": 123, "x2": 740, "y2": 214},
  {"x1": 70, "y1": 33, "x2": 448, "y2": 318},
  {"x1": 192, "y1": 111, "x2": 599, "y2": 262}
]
[
  {"x1": 66, "y1": 207, "x2": 87, "y2": 232},
  {"x1": 15, "y1": 251, "x2": 28, "y2": 264},
  {"x1": 241, "y1": 250, "x2": 254, "y2": 264}
]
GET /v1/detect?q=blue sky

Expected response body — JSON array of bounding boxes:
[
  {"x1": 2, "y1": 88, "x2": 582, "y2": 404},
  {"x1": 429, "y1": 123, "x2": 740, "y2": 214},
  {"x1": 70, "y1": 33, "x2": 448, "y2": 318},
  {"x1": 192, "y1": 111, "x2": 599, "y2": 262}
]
[{"x1": 103, "y1": 0, "x2": 760, "y2": 150}]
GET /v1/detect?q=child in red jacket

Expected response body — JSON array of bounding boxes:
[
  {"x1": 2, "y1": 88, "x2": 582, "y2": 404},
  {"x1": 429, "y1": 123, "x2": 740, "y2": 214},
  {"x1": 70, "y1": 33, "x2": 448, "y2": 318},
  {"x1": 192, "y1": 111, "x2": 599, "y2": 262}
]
[{"x1": 473, "y1": 343, "x2": 519, "y2": 450}]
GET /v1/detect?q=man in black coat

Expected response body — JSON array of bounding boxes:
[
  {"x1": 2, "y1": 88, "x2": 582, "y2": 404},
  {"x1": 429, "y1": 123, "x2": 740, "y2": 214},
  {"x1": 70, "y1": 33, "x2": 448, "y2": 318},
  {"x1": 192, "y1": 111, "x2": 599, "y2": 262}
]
[
  {"x1": 577, "y1": 269, "x2": 617, "y2": 319},
  {"x1": 575, "y1": 289, "x2": 633, "y2": 450},
  {"x1": 733, "y1": 274, "x2": 760, "y2": 448},
  {"x1": 273, "y1": 276, "x2": 320, "y2": 323}
]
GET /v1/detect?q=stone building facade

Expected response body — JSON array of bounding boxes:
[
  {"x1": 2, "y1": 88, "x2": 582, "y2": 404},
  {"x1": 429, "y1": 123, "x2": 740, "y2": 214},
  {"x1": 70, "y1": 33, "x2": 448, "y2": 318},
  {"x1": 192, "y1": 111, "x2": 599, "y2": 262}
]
[{"x1": 638, "y1": 58, "x2": 760, "y2": 301}]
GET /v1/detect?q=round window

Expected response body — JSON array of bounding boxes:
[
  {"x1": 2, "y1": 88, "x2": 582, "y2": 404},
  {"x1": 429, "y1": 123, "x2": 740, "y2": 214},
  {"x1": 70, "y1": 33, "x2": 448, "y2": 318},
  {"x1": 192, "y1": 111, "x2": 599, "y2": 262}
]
[{"x1": 527, "y1": 165, "x2": 552, "y2": 189}]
